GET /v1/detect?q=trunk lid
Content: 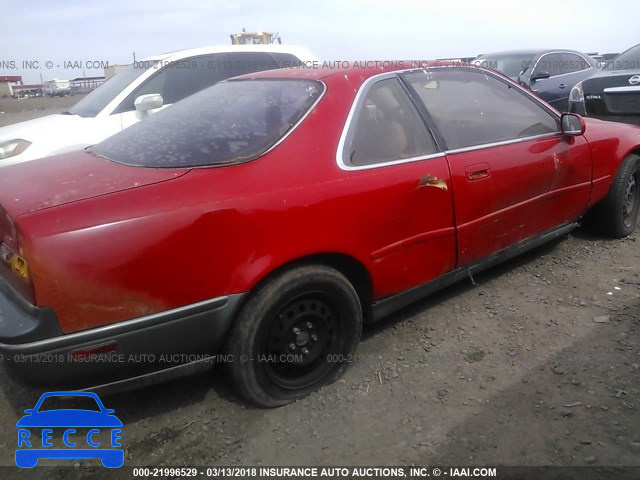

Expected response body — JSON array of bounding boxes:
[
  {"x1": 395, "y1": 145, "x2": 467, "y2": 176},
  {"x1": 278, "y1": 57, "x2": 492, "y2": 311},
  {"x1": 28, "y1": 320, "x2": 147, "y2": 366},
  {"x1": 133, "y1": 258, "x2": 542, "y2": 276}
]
[
  {"x1": 0, "y1": 150, "x2": 189, "y2": 218},
  {"x1": 583, "y1": 70, "x2": 640, "y2": 120}
]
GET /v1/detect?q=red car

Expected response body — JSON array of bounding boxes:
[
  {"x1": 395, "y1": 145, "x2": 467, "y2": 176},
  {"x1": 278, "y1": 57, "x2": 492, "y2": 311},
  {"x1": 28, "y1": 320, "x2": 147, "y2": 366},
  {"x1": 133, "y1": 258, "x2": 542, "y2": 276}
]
[{"x1": 0, "y1": 62, "x2": 639, "y2": 407}]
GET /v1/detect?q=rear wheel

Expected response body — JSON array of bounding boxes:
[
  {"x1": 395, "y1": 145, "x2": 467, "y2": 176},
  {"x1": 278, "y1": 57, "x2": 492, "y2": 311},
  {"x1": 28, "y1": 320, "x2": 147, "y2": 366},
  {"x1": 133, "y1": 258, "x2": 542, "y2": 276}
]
[
  {"x1": 592, "y1": 154, "x2": 640, "y2": 238},
  {"x1": 224, "y1": 265, "x2": 363, "y2": 407}
]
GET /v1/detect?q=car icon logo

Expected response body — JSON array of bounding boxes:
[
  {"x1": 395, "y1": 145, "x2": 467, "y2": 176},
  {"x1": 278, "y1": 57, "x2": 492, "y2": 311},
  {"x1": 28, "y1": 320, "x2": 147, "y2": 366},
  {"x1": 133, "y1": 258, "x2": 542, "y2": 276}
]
[
  {"x1": 15, "y1": 391, "x2": 124, "y2": 468},
  {"x1": 629, "y1": 75, "x2": 640, "y2": 85}
]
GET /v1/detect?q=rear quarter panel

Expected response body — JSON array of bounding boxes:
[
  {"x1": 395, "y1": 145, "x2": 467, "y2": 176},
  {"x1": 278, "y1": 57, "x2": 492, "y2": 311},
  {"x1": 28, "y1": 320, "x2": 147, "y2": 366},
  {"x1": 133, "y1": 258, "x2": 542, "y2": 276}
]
[{"x1": 16, "y1": 74, "x2": 387, "y2": 333}]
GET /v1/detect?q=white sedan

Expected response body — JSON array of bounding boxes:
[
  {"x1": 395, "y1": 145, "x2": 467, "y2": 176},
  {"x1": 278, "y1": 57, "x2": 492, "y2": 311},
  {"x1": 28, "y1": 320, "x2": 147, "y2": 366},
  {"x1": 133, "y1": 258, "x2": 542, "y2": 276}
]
[{"x1": 0, "y1": 44, "x2": 316, "y2": 166}]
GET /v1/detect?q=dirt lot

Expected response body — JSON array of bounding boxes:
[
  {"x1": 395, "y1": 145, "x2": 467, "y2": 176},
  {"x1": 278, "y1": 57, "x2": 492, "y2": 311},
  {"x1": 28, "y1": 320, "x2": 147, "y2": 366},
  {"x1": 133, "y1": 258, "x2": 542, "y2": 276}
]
[
  {"x1": 0, "y1": 95, "x2": 86, "y2": 127},
  {"x1": 0, "y1": 104, "x2": 638, "y2": 479}
]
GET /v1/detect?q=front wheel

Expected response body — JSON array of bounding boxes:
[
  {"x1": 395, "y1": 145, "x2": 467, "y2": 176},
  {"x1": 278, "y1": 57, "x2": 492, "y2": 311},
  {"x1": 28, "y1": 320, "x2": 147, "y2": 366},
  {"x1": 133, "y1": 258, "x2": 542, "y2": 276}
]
[
  {"x1": 224, "y1": 265, "x2": 363, "y2": 407},
  {"x1": 592, "y1": 154, "x2": 640, "y2": 238}
]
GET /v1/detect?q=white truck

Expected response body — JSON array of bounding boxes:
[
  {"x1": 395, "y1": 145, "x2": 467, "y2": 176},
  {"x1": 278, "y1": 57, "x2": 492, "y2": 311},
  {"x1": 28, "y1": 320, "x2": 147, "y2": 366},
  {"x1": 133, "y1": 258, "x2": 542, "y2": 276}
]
[{"x1": 43, "y1": 78, "x2": 71, "y2": 97}]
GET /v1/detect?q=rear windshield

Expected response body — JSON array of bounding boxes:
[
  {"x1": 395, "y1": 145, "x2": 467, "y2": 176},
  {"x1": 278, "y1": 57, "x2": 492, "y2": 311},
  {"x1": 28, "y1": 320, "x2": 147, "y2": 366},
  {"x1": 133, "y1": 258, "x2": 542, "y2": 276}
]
[
  {"x1": 91, "y1": 79, "x2": 324, "y2": 168},
  {"x1": 605, "y1": 44, "x2": 640, "y2": 71}
]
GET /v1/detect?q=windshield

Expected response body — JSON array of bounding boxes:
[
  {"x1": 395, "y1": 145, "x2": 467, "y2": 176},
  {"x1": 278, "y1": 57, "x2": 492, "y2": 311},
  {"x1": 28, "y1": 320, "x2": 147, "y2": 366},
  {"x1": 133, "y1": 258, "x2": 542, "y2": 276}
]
[
  {"x1": 66, "y1": 64, "x2": 148, "y2": 117},
  {"x1": 475, "y1": 54, "x2": 537, "y2": 78},
  {"x1": 605, "y1": 44, "x2": 640, "y2": 71},
  {"x1": 37, "y1": 395, "x2": 101, "y2": 412},
  {"x1": 91, "y1": 79, "x2": 324, "y2": 168}
]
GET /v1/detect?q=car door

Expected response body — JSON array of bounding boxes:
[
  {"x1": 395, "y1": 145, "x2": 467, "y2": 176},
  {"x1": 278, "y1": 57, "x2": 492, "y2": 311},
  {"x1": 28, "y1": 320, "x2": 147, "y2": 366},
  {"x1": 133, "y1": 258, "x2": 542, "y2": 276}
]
[
  {"x1": 115, "y1": 52, "x2": 286, "y2": 129},
  {"x1": 338, "y1": 74, "x2": 457, "y2": 298},
  {"x1": 529, "y1": 52, "x2": 567, "y2": 109},
  {"x1": 401, "y1": 67, "x2": 591, "y2": 267}
]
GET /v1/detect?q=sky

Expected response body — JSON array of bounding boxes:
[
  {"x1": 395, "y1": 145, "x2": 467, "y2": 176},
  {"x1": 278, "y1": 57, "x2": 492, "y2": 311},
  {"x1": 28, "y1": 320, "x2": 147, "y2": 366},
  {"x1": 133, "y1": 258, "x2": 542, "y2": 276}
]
[{"x1": 1, "y1": 0, "x2": 638, "y2": 83}]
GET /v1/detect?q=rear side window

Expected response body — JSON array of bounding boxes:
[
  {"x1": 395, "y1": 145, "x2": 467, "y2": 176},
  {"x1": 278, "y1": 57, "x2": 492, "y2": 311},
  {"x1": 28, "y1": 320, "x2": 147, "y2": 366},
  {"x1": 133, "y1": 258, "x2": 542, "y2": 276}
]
[
  {"x1": 113, "y1": 52, "x2": 294, "y2": 113},
  {"x1": 270, "y1": 53, "x2": 306, "y2": 68},
  {"x1": 343, "y1": 77, "x2": 439, "y2": 167},
  {"x1": 92, "y1": 79, "x2": 323, "y2": 168},
  {"x1": 559, "y1": 53, "x2": 591, "y2": 73},
  {"x1": 532, "y1": 53, "x2": 564, "y2": 77},
  {"x1": 404, "y1": 69, "x2": 559, "y2": 151},
  {"x1": 605, "y1": 44, "x2": 640, "y2": 71}
]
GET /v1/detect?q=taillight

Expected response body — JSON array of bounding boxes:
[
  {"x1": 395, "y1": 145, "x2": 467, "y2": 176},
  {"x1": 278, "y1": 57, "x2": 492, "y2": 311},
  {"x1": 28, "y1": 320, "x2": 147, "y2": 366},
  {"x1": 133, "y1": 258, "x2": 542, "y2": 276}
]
[{"x1": 0, "y1": 242, "x2": 35, "y2": 303}]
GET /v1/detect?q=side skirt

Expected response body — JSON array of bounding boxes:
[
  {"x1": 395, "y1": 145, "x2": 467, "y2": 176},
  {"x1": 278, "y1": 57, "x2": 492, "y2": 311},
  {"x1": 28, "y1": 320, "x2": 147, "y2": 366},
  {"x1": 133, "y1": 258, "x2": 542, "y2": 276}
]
[{"x1": 371, "y1": 221, "x2": 579, "y2": 321}]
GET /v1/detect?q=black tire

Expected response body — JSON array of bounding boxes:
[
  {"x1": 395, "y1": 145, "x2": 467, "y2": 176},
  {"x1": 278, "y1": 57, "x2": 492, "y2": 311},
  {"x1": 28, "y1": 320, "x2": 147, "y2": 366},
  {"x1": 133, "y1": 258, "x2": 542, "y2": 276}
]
[
  {"x1": 224, "y1": 265, "x2": 363, "y2": 407},
  {"x1": 592, "y1": 154, "x2": 640, "y2": 238}
]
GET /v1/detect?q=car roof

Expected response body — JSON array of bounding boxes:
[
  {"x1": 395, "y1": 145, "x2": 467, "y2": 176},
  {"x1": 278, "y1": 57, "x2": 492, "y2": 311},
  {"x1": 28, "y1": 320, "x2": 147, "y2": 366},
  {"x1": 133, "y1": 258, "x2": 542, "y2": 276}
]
[
  {"x1": 230, "y1": 60, "x2": 460, "y2": 81},
  {"x1": 143, "y1": 44, "x2": 317, "y2": 62}
]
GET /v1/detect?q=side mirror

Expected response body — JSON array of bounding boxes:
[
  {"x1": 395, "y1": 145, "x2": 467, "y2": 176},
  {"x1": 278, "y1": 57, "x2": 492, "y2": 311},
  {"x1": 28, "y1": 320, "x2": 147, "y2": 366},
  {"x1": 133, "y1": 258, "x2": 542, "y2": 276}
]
[
  {"x1": 561, "y1": 113, "x2": 586, "y2": 136},
  {"x1": 23, "y1": 409, "x2": 34, "y2": 415},
  {"x1": 530, "y1": 71, "x2": 551, "y2": 82},
  {"x1": 134, "y1": 94, "x2": 163, "y2": 113}
]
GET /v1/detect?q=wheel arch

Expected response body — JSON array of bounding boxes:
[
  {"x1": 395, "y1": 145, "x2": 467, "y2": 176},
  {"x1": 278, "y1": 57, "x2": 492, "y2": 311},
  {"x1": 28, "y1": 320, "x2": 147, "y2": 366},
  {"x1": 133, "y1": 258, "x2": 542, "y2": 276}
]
[{"x1": 238, "y1": 252, "x2": 374, "y2": 323}]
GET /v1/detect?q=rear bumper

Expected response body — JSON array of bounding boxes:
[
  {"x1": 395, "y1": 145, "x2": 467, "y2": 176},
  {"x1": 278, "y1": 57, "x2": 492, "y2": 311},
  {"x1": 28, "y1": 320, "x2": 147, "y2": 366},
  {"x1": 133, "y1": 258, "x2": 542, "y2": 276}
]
[
  {"x1": 569, "y1": 101, "x2": 640, "y2": 125},
  {"x1": 0, "y1": 275, "x2": 62, "y2": 344},
  {"x1": 0, "y1": 277, "x2": 245, "y2": 388}
]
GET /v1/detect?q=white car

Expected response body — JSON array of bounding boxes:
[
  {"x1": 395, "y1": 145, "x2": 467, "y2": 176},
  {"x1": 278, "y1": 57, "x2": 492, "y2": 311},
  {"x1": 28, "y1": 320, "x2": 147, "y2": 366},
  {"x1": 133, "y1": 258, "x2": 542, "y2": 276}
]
[{"x1": 0, "y1": 45, "x2": 316, "y2": 166}]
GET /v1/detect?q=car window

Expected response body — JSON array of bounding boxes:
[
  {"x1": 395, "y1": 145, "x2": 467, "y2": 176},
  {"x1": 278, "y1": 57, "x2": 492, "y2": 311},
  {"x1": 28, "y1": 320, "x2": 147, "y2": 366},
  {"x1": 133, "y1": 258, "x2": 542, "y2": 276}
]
[
  {"x1": 533, "y1": 53, "x2": 563, "y2": 77},
  {"x1": 559, "y1": 53, "x2": 591, "y2": 73},
  {"x1": 270, "y1": 52, "x2": 306, "y2": 68},
  {"x1": 403, "y1": 69, "x2": 559, "y2": 151},
  {"x1": 113, "y1": 52, "x2": 289, "y2": 113},
  {"x1": 343, "y1": 77, "x2": 439, "y2": 167},
  {"x1": 37, "y1": 395, "x2": 101, "y2": 412},
  {"x1": 66, "y1": 64, "x2": 146, "y2": 117},
  {"x1": 474, "y1": 53, "x2": 536, "y2": 79},
  {"x1": 92, "y1": 79, "x2": 324, "y2": 167},
  {"x1": 605, "y1": 43, "x2": 640, "y2": 71}
]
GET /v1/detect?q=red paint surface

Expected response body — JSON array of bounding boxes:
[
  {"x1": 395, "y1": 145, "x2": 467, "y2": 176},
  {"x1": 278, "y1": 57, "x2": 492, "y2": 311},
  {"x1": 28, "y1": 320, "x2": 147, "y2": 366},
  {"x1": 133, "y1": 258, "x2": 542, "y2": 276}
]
[{"x1": 1, "y1": 64, "x2": 639, "y2": 334}]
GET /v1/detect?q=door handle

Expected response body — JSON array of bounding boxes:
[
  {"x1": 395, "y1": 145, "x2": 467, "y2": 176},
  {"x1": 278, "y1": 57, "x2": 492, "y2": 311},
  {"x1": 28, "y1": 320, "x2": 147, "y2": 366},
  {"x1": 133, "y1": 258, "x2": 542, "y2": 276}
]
[
  {"x1": 559, "y1": 83, "x2": 567, "y2": 89},
  {"x1": 465, "y1": 163, "x2": 490, "y2": 181}
]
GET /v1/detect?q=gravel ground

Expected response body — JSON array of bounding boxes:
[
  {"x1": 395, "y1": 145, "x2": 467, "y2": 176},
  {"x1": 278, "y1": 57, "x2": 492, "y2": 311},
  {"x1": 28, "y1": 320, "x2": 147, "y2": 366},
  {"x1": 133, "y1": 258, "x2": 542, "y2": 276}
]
[
  {"x1": 0, "y1": 103, "x2": 638, "y2": 479},
  {"x1": 0, "y1": 95, "x2": 86, "y2": 127}
]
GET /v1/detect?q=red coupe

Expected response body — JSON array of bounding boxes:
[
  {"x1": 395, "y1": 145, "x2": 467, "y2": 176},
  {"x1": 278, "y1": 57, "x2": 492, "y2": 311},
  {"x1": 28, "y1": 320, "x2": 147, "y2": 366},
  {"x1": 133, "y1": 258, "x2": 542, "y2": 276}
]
[{"x1": 1, "y1": 62, "x2": 639, "y2": 406}]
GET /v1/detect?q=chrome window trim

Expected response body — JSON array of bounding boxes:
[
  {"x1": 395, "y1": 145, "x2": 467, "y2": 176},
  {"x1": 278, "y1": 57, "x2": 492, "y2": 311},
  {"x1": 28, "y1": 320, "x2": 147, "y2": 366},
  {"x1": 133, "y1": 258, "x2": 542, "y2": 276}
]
[
  {"x1": 336, "y1": 71, "x2": 443, "y2": 171},
  {"x1": 603, "y1": 85, "x2": 640, "y2": 93},
  {"x1": 339, "y1": 152, "x2": 447, "y2": 171},
  {"x1": 444, "y1": 132, "x2": 561, "y2": 155},
  {"x1": 531, "y1": 51, "x2": 594, "y2": 78},
  {"x1": 261, "y1": 79, "x2": 327, "y2": 156}
]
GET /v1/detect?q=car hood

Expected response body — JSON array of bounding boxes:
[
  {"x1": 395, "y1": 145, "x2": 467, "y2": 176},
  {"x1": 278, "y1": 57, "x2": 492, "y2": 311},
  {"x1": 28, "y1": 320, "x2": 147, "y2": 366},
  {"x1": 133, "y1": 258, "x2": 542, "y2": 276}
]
[
  {"x1": 0, "y1": 114, "x2": 121, "y2": 165},
  {"x1": 16, "y1": 410, "x2": 123, "y2": 427},
  {"x1": 0, "y1": 149, "x2": 189, "y2": 217}
]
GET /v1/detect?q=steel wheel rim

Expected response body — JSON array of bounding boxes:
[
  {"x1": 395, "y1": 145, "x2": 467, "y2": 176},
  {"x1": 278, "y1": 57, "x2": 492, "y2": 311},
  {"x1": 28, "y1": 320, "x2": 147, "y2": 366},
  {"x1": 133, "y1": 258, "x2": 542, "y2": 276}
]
[
  {"x1": 623, "y1": 172, "x2": 639, "y2": 228},
  {"x1": 262, "y1": 294, "x2": 338, "y2": 390}
]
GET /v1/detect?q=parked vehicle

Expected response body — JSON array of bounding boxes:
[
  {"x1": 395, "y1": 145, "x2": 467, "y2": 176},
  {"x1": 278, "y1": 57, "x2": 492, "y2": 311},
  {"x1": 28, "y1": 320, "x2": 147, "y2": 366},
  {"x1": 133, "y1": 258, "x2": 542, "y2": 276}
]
[
  {"x1": 43, "y1": 79, "x2": 71, "y2": 97},
  {"x1": 474, "y1": 49, "x2": 598, "y2": 111},
  {"x1": 569, "y1": 43, "x2": 640, "y2": 125},
  {"x1": 0, "y1": 45, "x2": 315, "y2": 166},
  {"x1": 0, "y1": 63, "x2": 639, "y2": 407}
]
